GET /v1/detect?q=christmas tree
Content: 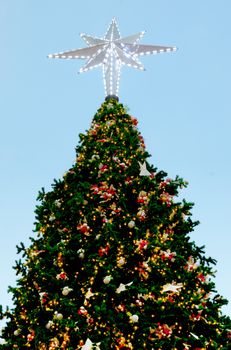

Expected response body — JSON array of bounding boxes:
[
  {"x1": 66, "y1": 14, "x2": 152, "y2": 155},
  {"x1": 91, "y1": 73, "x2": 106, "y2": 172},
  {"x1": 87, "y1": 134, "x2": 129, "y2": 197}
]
[{"x1": 0, "y1": 19, "x2": 230, "y2": 350}]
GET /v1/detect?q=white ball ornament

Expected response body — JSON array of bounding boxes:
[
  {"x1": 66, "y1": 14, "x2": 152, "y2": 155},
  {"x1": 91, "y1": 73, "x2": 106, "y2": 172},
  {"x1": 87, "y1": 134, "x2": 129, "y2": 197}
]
[
  {"x1": 117, "y1": 257, "x2": 126, "y2": 267},
  {"x1": 103, "y1": 275, "x2": 112, "y2": 284},
  {"x1": 54, "y1": 311, "x2": 63, "y2": 320},
  {"x1": 14, "y1": 329, "x2": 21, "y2": 336},
  {"x1": 62, "y1": 286, "x2": 73, "y2": 296},
  {"x1": 130, "y1": 314, "x2": 139, "y2": 323},
  {"x1": 128, "y1": 220, "x2": 135, "y2": 229},
  {"x1": 54, "y1": 199, "x2": 61, "y2": 208},
  {"x1": 77, "y1": 248, "x2": 85, "y2": 259},
  {"x1": 45, "y1": 321, "x2": 54, "y2": 329},
  {"x1": 49, "y1": 214, "x2": 56, "y2": 222}
]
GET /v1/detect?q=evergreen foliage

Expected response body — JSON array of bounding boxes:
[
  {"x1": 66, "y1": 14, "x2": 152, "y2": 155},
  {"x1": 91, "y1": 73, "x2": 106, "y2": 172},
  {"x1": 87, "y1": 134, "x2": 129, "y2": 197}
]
[{"x1": 0, "y1": 99, "x2": 230, "y2": 349}]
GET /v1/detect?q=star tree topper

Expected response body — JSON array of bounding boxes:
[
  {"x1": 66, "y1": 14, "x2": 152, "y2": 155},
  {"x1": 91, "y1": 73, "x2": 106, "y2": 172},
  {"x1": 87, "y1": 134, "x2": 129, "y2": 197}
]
[{"x1": 48, "y1": 19, "x2": 177, "y2": 98}]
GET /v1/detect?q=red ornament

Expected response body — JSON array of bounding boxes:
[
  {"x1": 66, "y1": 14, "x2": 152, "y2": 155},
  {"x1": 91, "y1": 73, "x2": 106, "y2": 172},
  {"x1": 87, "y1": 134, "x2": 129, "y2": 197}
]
[
  {"x1": 125, "y1": 177, "x2": 132, "y2": 185},
  {"x1": 116, "y1": 336, "x2": 132, "y2": 350},
  {"x1": 78, "y1": 306, "x2": 88, "y2": 316},
  {"x1": 160, "y1": 192, "x2": 173, "y2": 207},
  {"x1": 91, "y1": 184, "x2": 99, "y2": 194},
  {"x1": 107, "y1": 185, "x2": 116, "y2": 196},
  {"x1": 27, "y1": 330, "x2": 35, "y2": 342},
  {"x1": 119, "y1": 162, "x2": 126, "y2": 170},
  {"x1": 197, "y1": 273, "x2": 206, "y2": 283},
  {"x1": 98, "y1": 244, "x2": 110, "y2": 257},
  {"x1": 98, "y1": 164, "x2": 109, "y2": 173},
  {"x1": 100, "y1": 185, "x2": 116, "y2": 201},
  {"x1": 137, "y1": 209, "x2": 146, "y2": 221},
  {"x1": 165, "y1": 228, "x2": 174, "y2": 235},
  {"x1": 167, "y1": 295, "x2": 175, "y2": 303},
  {"x1": 92, "y1": 183, "x2": 117, "y2": 201},
  {"x1": 97, "y1": 138, "x2": 109, "y2": 143},
  {"x1": 160, "y1": 249, "x2": 176, "y2": 262},
  {"x1": 56, "y1": 272, "x2": 68, "y2": 280},
  {"x1": 89, "y1": 123, "x2": 100, "y2": 136},
  {"x1": 39, "y1": 292, "x2": 48, "y2": 304},
  {"x1": 159, "y1": 178, "x2": 171, "y2": 189},
  {"x1": 138, "y1": 135, "x2": 145, "y2": 148},
  {"x1": 137, "y1": 261, "x2": 151, "y2": 280},
  {"x1": 155, "y1": 323, "x2": 172, "y2": 339},
  {"x1": 190, "y1": 312, "x2": 202, "y2": 321},
  {"x1": 77, "y1": 223, "x2": 90, "y2": 235},
  {"x1": 87, "y1": 317, "x2": 94, "y2": 324},
  {"x1": 110, "y1": 203, "x2": 122, "y2": 215},
  {"x1": 116, "y1": 304, "x2": 126, "y2": 312},
  {"x1": 137, "y1": 191, "x2": 149, "y2": 204},
  {"x1": 131, "y1": 116, "x2": 138, "y2": 125},
  {"x1": 138, "y1": 239, "x2": 148, "y2": 250}
]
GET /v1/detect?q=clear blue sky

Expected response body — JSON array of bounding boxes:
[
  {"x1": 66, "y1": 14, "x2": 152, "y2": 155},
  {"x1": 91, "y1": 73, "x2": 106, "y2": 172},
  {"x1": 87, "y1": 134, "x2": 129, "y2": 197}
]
[{"x1": 0, "y1": 0, "x2": 230, "y2": 325}]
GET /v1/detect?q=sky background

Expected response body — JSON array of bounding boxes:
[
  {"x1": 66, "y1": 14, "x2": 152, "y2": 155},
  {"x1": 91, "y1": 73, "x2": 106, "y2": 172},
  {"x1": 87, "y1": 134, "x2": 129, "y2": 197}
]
[{"x1": 0, "y1": 0, "x2": 230, "y2": 328}]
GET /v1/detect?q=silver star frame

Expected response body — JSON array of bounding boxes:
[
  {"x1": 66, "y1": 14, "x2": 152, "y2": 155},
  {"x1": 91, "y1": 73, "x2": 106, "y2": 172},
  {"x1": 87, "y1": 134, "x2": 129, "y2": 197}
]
[{"x1": 48, "y1": 19, "x2": 177, "y2": 98}]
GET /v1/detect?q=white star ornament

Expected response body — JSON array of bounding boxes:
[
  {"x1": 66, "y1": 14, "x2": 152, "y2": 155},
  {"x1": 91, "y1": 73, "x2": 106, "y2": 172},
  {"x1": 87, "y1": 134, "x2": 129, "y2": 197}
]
[
  {"x1": 48, "y1": 19, "x2": 177, "y2": 98},
  {"x1": 139, "y1": 161, "x2": 151, "y2": 176},
  {"x1": 116, "y1": 281, "x2": 133, "y2": 294},
  {"x1": 162, "y1": 282, "x2": 183, "y2": 293}
]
